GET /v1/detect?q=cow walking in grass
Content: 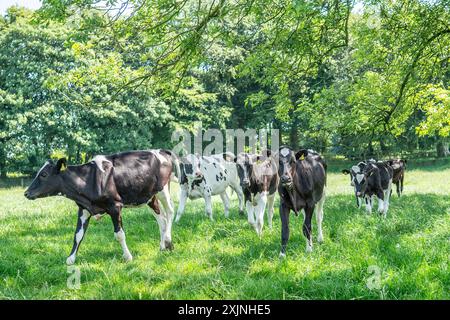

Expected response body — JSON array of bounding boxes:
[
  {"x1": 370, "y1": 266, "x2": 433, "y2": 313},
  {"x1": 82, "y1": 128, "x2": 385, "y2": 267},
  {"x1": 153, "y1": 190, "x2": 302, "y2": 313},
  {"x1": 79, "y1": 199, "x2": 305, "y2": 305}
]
[
  {"x1": 342, "y1": 160, "x2": 393, "y2": 217},
  {"x1": 234, "y1": 151, "x2": 278, "y2": 237},
  {"x1": 24, "y1": 150, "x2": 178, "y2": 265},
  {"x1": 277, "y1": 147, "x2": 327, "y2": 257},
  {"x1": 175, "y1": 153, "x2": 244, "y2": 222}
]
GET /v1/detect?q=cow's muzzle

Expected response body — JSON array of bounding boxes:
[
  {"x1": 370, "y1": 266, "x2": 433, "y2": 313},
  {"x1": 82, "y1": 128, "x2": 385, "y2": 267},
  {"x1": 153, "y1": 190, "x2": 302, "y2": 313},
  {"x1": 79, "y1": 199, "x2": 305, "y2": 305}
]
[
  {"x1": 280, "y1": 176, "x2": 293, "y2": 190},
  {"x1": 24, "y1": 190, "x2": 37, "y2": 200},
  {"x1": 241, "y1": 179, "x2": 250, "y2": 188}
]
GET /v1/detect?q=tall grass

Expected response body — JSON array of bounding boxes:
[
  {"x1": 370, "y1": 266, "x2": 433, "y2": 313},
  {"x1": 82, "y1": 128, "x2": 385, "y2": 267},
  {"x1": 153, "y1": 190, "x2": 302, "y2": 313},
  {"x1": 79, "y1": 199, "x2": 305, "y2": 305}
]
[{"x1": 0, "y1": 165, "x2": 448, "y2": 299}]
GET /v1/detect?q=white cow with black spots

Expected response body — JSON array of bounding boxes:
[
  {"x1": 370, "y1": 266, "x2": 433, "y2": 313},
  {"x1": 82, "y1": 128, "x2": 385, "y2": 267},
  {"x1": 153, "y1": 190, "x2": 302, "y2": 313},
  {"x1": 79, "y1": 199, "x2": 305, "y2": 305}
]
[{"x1": 175, "y1": 153, "x2": 244, "y2": 222}]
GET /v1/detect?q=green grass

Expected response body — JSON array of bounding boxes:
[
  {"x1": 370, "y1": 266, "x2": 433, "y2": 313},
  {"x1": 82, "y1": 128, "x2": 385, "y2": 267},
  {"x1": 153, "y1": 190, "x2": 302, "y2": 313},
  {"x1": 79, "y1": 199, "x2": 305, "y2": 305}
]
[{"x1": 0, "y1": 165, "x2": 449, "y2": 299}]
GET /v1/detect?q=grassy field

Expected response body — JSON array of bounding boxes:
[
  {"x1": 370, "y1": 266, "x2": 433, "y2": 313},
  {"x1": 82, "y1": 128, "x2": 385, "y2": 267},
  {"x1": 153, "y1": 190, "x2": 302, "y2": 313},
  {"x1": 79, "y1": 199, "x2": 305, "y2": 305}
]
[{"x1": 0, "y1": 163, "x2": 449, "y2": 299}]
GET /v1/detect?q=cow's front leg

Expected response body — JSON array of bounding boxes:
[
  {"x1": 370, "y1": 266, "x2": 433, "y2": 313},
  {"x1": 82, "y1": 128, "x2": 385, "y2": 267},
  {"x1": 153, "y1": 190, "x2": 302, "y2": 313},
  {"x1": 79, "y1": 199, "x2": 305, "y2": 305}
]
[
  {"x1": 303, "y1": 206, "x2": 314, "y2": 252},
  {"x1": 279, "y1": 202, "x2": 290, "y2": 258},
  {"x1": 383, "y1": 181, "x2": 392, "y2": 218},
  {"x1": 175, "y1": 185, "x2": 188, "y2": 223},
  {"x1": 220, "y1": 192, "x2": 230, "y2": 218},
  {"x1": 356, "y1": 195, "x2": 362, "y2": 208},
  {"x1": 110, "y1": 205, "x2": 132, "y2": 262},
  {"x1": 245, "y1": 199, "x2": 256, "y2": 226},
  {"x1": 376, "y1": 189, "x2": 385, "y2": 215},
  {"x1": 255, "y1": 192, "x2": 268, "y2": 236},
  {"x1": 365, "y1": 195, "x2": 372, "y2": 214},
  {"x1": 204, "y1": 194, "x2": 213, "y2": 221},
  {"x1": 267, "y1": 193, "x2": 275, "y2": 229},
  {"x1": 67, "y1": 208, "x2": 91, "y2": 265}
]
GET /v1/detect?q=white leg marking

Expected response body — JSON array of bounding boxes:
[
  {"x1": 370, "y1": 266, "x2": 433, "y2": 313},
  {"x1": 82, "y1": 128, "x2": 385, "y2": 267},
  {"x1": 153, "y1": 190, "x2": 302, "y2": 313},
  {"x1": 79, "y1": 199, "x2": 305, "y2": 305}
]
[
  {"x1": 66, "y1": 210, "x2": 90, "y2": 265},
  {"x1": 175, "y1": 186, "x2": 188, "y2": 223},
  {"x1": 255, "y1": 192, "x2": 268, "y2": 237},
  {"x1": 220, "y1": 192, "x2": 230, "y2": 218},
  {"x1": 365, "y1": 195, "x2": 372, "y2": 214},
  {"x1": 267, "y1": 193, "x2": 275, "y2": 229},
  {"x1": 204, "y1": 194, "x2": 213, "y2": 221},
  {"x1": 156, "y1": 183, "x2": 174, "y2": 250},
  {"x1": 316, "y1": 190, "x2": 326, "y2": 243},
  {"x1": 114, "y1": 228, "x2": 133, "y2": 262},
  {"x1": 246, "y1": 200, "x2": 255, "y2": 226}
]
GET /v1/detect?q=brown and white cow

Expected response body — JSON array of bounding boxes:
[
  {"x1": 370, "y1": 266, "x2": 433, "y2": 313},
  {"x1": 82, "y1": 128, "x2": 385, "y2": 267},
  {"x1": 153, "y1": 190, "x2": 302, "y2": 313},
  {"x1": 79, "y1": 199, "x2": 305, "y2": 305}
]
[
  {"x1": 234, "y1": 151, "x2": 278, "y2": 236},
  {"x1": 277, "y1": 147, "x2": 327, "y2": 257},
  {"x1": 387, "y1": 159, "x2": 407, "y2": 197},
  {"x1": 24, "y1": 150, "x2": 178, "y2": 265}
]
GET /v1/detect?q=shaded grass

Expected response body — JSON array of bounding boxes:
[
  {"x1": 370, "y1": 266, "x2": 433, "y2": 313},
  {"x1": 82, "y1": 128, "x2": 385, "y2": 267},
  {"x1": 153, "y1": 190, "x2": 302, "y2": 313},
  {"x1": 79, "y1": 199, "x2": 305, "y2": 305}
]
[{"x1": 0, "y1": 167, "x2": 449, "y2": 299}]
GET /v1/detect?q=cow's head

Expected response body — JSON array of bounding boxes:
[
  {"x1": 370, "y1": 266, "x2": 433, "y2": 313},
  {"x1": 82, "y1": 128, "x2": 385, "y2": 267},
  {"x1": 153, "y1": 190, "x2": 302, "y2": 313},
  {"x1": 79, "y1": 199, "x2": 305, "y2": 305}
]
[
  {"x1": 342, "y1": 162, "x2": 375, "y2": 197},
  {"x1": 278, "y1": 147, "x2": 308, "y2": 190},
  {"x1": 234, "y1": 153, "x2": 254, "y2": 188},
  {"x1": 24, "y1": 158, "x2": 66, "y2": 200},
  {"x1": 180, "y1": 154, "x2": 203, "y2": 182}
]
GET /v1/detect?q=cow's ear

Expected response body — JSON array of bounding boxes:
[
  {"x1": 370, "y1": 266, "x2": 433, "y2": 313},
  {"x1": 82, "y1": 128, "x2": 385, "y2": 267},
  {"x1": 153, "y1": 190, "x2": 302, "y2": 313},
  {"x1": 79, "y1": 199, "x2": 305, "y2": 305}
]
[
  {"x1": 403, "y1": 159, "x2": 407, "y2": 164},
  {"x1": 342, "y1": 169, "x2": 350, "y2": 175},
  {"x1": 295, "y1": 149, "x2": 308, "y2": 161},
  {"x1": 56, "y1": 158, "x2": 67, "y2": 174}
]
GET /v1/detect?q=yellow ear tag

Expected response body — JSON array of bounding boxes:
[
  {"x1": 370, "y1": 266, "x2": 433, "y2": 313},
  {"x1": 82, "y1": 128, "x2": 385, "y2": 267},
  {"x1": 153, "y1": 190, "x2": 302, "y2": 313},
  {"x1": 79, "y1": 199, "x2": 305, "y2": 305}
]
[
  {"x1": 61, "y1": 164, "x2": 67, "y2": 171},
  {"x1": 300, "y1": 154, "x2": 305, "y2": 161}
]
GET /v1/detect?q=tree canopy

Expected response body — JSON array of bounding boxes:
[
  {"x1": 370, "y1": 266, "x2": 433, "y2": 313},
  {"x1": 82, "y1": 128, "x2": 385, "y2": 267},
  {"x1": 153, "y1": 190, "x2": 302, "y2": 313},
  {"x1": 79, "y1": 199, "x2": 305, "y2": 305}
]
[{"x1": 0, "y1": 0, "x2": 449, "y2": 176}]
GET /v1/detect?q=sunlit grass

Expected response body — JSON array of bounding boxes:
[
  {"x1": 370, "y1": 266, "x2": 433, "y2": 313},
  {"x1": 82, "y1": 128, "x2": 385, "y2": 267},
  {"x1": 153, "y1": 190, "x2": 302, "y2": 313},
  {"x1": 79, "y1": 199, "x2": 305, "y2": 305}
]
[{"x1": 0, "y1": 166, "x2": 448, "y2": 299}]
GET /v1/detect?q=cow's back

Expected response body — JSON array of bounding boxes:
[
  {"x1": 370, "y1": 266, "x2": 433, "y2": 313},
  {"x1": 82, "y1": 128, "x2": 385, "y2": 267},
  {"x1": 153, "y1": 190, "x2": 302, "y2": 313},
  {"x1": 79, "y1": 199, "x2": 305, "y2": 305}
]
[{"x1": 107, "y1": 150, "x2": 171, "y2": 205}]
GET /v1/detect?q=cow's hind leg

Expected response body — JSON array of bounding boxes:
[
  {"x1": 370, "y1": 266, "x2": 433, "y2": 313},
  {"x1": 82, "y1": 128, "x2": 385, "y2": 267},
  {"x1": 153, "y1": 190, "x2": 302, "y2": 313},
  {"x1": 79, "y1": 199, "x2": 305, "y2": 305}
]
[
  {"x1": 110, "y1": 204, "x2": 133, "y2": 262},
  {"x1": 231, "y1": 183, "x2": 245, "y2": 215},
  {"x1": 303, "y1": 206, "x2": 314, "y2": 252},
  {"x1": 316, "y1": 190, "x2": 326, "y2": 243},
  {"x1": 155, "y1": 183, "x2": 175, "y2": 250},
  {"x1": 220, "y1": 191, "x2": 230, "y2": 218},
  {"x1": 67, "y1": 208, "x2": 91, "y2": 265}
]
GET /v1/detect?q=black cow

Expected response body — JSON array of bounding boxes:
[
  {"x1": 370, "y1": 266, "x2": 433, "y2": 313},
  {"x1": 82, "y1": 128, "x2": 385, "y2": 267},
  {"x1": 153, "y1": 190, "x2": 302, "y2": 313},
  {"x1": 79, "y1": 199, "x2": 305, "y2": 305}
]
[
  {"x1": 24, "y1": 150, "x2": 178, "y2": 265},
  {"x1": 234, "y1": 151, "x2": 278, "y2": 236},
  {"x1": 342, "y1": 160, "x2": 393, "y2": 217},
  {"x1": 387, "y1": 159, "x2": 407, "y2": 197},
  {"x1": 277, "y1": 147, "x2": 327, "y2": 257}
]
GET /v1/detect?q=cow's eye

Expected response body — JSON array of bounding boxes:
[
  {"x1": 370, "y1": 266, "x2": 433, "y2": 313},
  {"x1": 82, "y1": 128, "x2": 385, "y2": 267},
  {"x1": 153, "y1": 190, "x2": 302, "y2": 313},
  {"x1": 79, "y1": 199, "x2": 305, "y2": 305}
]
[{"x1": 41, "y1": 172, "x2": 48, "y2": 178}]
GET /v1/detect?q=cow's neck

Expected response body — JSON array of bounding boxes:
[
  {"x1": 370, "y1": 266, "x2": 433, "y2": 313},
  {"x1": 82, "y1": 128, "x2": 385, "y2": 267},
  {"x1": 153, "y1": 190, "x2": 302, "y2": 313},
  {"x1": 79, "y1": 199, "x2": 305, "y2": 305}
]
[{"x1": 59, "y1": 166, "x2": 95, "y2": 209}]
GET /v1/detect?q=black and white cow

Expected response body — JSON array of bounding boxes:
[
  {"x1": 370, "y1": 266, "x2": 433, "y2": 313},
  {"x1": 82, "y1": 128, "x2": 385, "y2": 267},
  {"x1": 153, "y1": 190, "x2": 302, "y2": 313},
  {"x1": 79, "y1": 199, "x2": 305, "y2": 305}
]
[
  {"x1": 234, "y1": 151, "x2": 278, "y2": 236},
  {"x1": 387, "y1": 159, "x2": 407, "y2": 197},
  {"x1": 277, "y1": 147, "x2": 327, "y2": 256},
  {"x1": 342, "y1": 160, "x2": 393, "y2": 217},
  {"x1": 24, "y1": 150, "x2": 178, "y2": 265},
  {"x1": 175, "y1": 153, "x2": 244, "y2": 222}
]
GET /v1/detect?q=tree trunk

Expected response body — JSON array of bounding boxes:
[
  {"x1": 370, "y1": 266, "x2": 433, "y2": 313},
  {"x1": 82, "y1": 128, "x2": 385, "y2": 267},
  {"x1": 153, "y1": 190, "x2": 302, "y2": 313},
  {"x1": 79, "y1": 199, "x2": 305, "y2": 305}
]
[{"x1": 436, "y1": 138, "x2": 449, "y2": 158}]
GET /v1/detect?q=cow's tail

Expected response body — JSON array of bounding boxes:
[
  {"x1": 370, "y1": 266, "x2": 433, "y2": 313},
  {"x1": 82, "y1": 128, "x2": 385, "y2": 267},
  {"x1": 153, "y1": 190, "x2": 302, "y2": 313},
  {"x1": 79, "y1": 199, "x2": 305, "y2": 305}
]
[{"x1": 160, "y1": 149, "x2": 181, "y2": 183}]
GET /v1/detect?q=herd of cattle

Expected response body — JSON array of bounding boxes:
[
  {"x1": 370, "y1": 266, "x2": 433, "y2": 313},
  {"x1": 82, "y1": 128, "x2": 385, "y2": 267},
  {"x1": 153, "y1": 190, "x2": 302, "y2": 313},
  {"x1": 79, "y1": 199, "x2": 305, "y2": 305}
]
[{"x1": 23, "y1": 148, "x2": 407, "y2": 264}]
